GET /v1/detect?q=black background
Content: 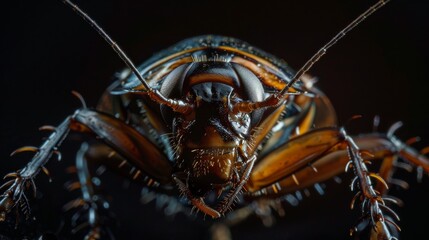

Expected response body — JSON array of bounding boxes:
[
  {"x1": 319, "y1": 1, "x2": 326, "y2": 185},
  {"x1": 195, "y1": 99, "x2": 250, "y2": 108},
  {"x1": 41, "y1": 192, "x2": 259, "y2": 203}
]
[{"x1": 1, "y1": 0, "x2": 429, "y2": 239}]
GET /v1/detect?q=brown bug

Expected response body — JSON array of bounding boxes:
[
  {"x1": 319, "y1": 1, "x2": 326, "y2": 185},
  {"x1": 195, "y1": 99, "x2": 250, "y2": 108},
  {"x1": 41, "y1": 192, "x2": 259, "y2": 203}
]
[{"x1": 0, "y1": 0, "x2": 428, "y2": 240}]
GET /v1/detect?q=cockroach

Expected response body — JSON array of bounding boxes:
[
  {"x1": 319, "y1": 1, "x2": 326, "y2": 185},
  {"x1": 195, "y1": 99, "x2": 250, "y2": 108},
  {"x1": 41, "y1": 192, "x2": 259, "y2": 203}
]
[{"x1": 1, "y1": 0, "x2": 428, "y2": 239}]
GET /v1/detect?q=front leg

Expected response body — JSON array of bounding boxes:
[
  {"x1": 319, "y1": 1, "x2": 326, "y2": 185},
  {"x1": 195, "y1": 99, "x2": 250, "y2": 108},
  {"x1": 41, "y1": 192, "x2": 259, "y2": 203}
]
[
  {"x1": 0, "y1": 117, "x2": 71, "y2": 221},
  {"x1": 0, "y1": 108, "x2": 173, "y2": 223},
  {"x1": 342, "y1": 130, "x2": 397, "y2": 240},
  {"x1": 246, "y1": 127, "x2": 429, "y2": 240}
]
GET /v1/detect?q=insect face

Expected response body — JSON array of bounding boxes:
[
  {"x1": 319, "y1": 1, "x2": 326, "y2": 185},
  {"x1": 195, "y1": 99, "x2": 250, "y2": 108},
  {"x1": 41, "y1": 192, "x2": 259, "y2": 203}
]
[
  {"x1": 166, "y1": 58, "x2": 264, "y2": 200},
  {"x1": 175, "y1": 83, "x2": 240, "y2": 195}
]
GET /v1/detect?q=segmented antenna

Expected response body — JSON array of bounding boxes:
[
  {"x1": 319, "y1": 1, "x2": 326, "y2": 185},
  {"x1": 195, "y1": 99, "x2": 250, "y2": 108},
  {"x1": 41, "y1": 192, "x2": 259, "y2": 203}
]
[
  {"x1": 61, "y1": 0, "x2": 193, "y2": 114},
  {"x1": 62, "y1": 0, "x2": 150, "y2": 90},
  {"x1": 281, "y1": 0, "x2": 391, "y2": 96},
  {"x1": 232, "y1": 0, "x2": 391, "y2": 113}
]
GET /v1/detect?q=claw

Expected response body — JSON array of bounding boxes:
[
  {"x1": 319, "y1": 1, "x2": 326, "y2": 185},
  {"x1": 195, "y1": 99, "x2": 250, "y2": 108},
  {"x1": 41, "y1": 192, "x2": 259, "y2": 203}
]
[
  {"x1": 53, "y1": 150, "x2": 62, "y2": 161},
  {"x1": 0, "y1": 180, "x2": 15, "y2": 191},
  {"x1": 382, "y1": 196, "x2": 403, "y2": 207},
  {"x1": 393, "y1": 162, "x2": 413, "y2": 172},
  {"x1": 359, "y1": 150, "x2": 374, "y2": 158},
  {"x1": 65, "y1": 181, "x2": 81, "y2": 191},
  {"x1": 41, "y1": 167, "x2": 52, "y2": 183},
  {"x1": 379, "y1": 204, "x2": 400, "y2": 221},
  {"x1": 3, "y1": 172, "x2": 19, "y2": 180},
  {"x1": 369, "y1": 173, "x2": 389, "y2": 190},
  {"x1": 39, "y1": 125, "x2": 56, "y2": 132},
  {"x1": 41, "y1": 166, "x2": 50, "y2": 177},
  {"x1": 350, "y1": 191, "x2": 361, "y2": 210},
  {"x1": 384, "y1": 217, "x2": 401, "y2": 232},
  {"x1": 389, "y1": 178, "x2": 409, "y2": 190},
  {"x1": 63, "y1": 198, "x2": 85, "y2": 211},
  {"x1": 350, "y1": 176, "x2": 359, "y2": 191},
  {"x1": 387, "y1": 121, "x2": 403, "y2": 138},
  {"x1": 71, "y1": 90, "x2": 88, "y2": 109},
  {"x1": 345, "y1": 161, "x2": 353, "y2": 172},
  {"x1": 10, "y1": 146, "x2": 38, "y2": 156}
]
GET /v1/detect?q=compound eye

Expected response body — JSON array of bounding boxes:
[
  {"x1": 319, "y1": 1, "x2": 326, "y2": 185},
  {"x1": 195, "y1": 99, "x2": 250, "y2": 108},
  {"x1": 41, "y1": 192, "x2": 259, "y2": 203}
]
[{"x1": 228, "y1": 111, "x2": 251, "y2": 137}]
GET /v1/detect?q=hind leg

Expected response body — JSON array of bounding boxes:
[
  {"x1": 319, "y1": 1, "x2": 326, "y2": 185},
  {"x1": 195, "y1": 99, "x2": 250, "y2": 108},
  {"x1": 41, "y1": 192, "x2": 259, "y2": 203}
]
[
  {"x1": 67, "y1": 134, "x2": 175, "y2": 240},
  {"x1": 64, "y1": 143, "x2": 119, "y2": 240},
  {"x1": 67, "y1": 139, "x2": 167, "y2": 240},
  {"x1": 0, "y1": 108, "x2": 172, "y2": 232}
]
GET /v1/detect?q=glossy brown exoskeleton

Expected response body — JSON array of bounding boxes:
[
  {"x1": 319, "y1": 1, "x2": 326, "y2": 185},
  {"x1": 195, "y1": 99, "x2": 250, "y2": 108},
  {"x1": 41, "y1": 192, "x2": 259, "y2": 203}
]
[{"x1": 1, "y1": 0, "x2": 428, "y2": 239}]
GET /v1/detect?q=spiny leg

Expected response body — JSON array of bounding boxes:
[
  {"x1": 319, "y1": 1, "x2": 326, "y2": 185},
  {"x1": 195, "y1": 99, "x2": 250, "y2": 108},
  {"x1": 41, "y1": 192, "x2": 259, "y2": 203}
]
[
  {"x1": 67, "y1": 137, "x2": 180, "y2": 240},
  {"x1": 245, "y1": 127, "x2": 429, "y2": 240},
  {"x1": 64, "y1": 143, "x2": 119, "y2": 240},
  {"x1": 0, "y1": 117, "x2": 71, "y2": 221},
  {"x1": 247, "y1": 127, "x2": 344, "y2": 192},
  {"x1": 346, "y1": 132, "x2": 429, "y2": 239},
  {"x1": 342, "y1": 131, "x2": 398, "y2": 240},
  {"x1": 217, "y1": 154, "x2": 257, "y2": 214},
  {"x1": 0, "y1": 108, "x2": 173, "y2": 224}
]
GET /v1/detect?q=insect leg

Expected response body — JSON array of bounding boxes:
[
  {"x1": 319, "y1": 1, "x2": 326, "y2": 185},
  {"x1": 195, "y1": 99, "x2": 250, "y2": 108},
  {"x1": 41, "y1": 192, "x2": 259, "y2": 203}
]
[
  {"x1": 0, "y1": 108, "x2": 173, "y2": 222},
  {"x1": 342, "y1": 131, "x2": 403, "y2": 240},
  {"x1": 246, "y1": 128, "x2": 429, "y2": 240},
  {"x1": 70, "y1": 109, "x2": 173, "y2": 184},
  {"x1": 0, "y1": 117, "x2": 72, "y2": 221},
  {"x1": 247, "y1": 129, "x2": 429, "y2": 195},
  {"x1": 346, "y1": 132, "x2": 429, "y2": 240},
  {"x1": 217, "y1": 154, "x2": 257, "y2": 215},
  {"x1": 65, "y1": 143, "x2": 123, "y2": 240},
  {"x1": 247, "y1": 127, "x2": 344, "y2": 192}
]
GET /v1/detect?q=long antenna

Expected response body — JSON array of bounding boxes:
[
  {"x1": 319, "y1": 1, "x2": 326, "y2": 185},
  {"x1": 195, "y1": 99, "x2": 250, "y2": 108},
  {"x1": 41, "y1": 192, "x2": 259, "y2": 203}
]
[
  {"x1": 232, "y1": 0, "x2": 391, "y2": 113},
  {"x1": 61, "y1": 0, "x2": 193, "y2": 114},
  {"x1": 281, "y1": 0, "x2": 390, "y2": 96},
  {"x1": 62, "y1": 0, "x2": 150, "y2": 90}
]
